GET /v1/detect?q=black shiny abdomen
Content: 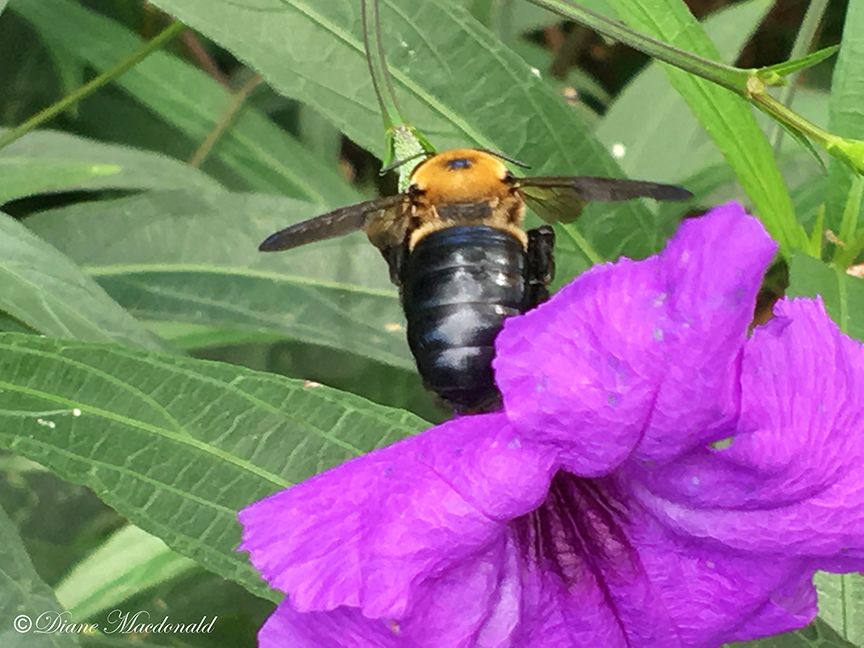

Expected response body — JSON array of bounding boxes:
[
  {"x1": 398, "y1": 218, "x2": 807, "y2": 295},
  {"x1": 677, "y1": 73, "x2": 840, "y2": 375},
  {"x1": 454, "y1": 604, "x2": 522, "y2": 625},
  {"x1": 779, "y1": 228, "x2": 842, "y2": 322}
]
[{"x1": 400, "y1": 225, "x2": 528, "y2": 413}]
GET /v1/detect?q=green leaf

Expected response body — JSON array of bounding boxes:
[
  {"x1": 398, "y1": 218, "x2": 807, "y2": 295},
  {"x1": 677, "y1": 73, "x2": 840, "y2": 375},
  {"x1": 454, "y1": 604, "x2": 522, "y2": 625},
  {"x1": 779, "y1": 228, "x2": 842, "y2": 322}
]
[
  {"x1": 0, "y1": 333, "x2": 427, "y2": 600},
  {"x1": 815, "y1": 572, "x2": 864, "y2": 645},
  {"x1": 757, "y1": 45, "x2": 840, "y2": 81},
  {"x1": 55, "y1": 524, "x2": 197, "y2": 622},
  {"x1": 607, "y1": 0, "x2": 808, "y2": 256},
  {"x1": 787, "y1": 254, "x2": 864, "y2": 341},
  {"x1": 0, "y1": 312, "x2": 35, "y2": 334},
  {"x1": 0, "y1": 502, "x2": 80, "y2": 648},
  {"x1": 11, "y1": 0, "x2": 359, "y2": 205},
  {"x1": 0, "y1": 158, "x2": 120, "y2": 204},
  {"x1": 0, "y1": 211, "x2": 166, "y2": 352},
  {"x1": 147, "y1": 322, "x2": 286, "y2": 351},
  {"x1": 598, "y1": 0, "x2": 775, "y2": 183},
  {"x1": 26, "y1": 190, "x2": 413, "y2": 369},
  {"x1": 145, "y1": 0, "x2": 668, "y2": 264},
  {"x1": 0, "y1": 129, "x2": 222, "y2": 199},
  {"x1": 728, "y1": 618, "x2": 857, "y2": 647},
  {"x1": 826, "y1": 2, "x2": 864, "y2": 234}
]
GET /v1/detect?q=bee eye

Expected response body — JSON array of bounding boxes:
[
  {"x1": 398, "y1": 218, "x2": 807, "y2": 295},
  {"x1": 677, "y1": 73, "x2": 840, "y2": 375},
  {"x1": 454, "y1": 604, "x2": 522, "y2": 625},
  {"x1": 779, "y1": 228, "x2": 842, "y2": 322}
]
[
  {"x1": 408, "y1": 184, "x2": 424, "y2": 199},
  {"x1": 503, "y1": 171, "x2": 517, "y2": 184},
  {"x1": 446, "y1": 158, "x2": 472, "y2": 170}
]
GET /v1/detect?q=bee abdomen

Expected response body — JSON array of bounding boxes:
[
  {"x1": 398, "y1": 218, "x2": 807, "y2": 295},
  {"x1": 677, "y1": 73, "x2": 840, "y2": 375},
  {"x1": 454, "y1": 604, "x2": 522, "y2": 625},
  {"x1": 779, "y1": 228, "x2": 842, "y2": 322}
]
[{"x1": 401, "y1": 225, "x2": 526, "y2": 413}]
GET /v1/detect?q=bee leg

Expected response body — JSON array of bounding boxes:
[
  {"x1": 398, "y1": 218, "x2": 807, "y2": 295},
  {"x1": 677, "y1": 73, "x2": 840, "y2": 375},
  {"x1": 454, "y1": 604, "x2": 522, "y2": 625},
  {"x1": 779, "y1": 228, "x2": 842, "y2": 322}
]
[
  {"x1": 380, "y1": 243, "x2": 408, "y2": 287},
  {"x1": 524, "y1": 225, "x2": 556, "y2": 309}
]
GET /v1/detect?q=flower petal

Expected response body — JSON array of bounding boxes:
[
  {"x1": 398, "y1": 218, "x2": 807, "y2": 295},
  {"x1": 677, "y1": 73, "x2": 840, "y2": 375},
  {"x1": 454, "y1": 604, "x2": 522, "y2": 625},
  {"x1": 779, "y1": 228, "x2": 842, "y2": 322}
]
[
  {"x1": 259, "y1": 601, "x2": 398, "y2": 648},
  {"x1": 495, "y1": 202, "x2": 777, "y2": 475},
  {"x1": 633, "y1": 298, "x2": 864, "y2": 561},
  {"x1": 238, "y1": 413, "x2": 556, "y2": 619},
  {"x1": 255, "y1": 472, "x2": 818, "y2": 648}
]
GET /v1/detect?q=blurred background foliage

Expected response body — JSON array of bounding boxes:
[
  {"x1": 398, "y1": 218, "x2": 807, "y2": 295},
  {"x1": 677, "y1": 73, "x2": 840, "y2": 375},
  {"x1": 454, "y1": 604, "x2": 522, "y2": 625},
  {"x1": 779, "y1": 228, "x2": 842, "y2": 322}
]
[{"x1": 0, "y1": 1, "x2": 862, "y2": 646}]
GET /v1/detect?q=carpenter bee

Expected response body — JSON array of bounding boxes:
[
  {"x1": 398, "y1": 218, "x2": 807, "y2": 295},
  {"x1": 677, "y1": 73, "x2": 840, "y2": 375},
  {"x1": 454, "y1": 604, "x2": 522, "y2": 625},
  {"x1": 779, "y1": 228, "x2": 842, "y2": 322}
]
[{"x1": 260, "y1": 148, "x2": 691, "y2": 413}]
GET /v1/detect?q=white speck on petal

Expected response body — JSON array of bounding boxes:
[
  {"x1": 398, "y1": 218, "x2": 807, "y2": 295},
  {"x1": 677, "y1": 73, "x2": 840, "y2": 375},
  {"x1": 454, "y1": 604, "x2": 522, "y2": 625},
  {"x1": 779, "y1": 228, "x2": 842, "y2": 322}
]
[
  {"x1": 652, "y1": 327, "x2": 664, "y2": 341},
  {"x1": 303, "y1": 380, "x2": 322, "y2": 389},
  {"x1": 530, "y1": 67, "x2": 542, "y2": 79},
  {"x1": 384, "y1": 322, "x2": 403, "y2": 333},
  {"x1": 36, "y1": 418, "x2": 56, "y2": 429},
  {"x1": 611, "y1": 143, "x2": 627, "y2": 159},
  {"x1": 72, "y1": 408, "x2": 82, "y2": 417}
]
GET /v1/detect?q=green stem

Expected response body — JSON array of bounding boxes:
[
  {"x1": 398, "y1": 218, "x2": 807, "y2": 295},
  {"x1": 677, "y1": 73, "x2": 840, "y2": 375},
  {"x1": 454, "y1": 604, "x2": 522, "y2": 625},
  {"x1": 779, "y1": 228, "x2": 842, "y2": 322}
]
[
  {"x1": 833, "y1": 175, "x2": 864, "y2": 267},
  {"x1": 771, "y1": 0, "x2": 830, "y2": 152},
  {"x1": 189, "y1": 74, "x2": 262, "y2": 168},
  {"x1": 750, "y1": 84, "x2": 838, "y2": 151},
  {"x1": 361, "y1": 0, "x2": 402, "y2": 132},
  {"x1": 528, "y1": 0, "x2": 746, "y2": 91},
  {"x1": 0, "y1": 21, "x2": 185, "y2": 151},
  {"x1": 527, "y1": 0, "x2": 864, "y2": 177}
]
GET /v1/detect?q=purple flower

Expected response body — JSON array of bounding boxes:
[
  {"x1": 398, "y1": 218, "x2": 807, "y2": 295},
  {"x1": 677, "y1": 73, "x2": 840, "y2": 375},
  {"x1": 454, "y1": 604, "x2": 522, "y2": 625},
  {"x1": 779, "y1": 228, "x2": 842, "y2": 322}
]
[{"x1": 239, "y1": 202, "x2": 864, "y2": 647}]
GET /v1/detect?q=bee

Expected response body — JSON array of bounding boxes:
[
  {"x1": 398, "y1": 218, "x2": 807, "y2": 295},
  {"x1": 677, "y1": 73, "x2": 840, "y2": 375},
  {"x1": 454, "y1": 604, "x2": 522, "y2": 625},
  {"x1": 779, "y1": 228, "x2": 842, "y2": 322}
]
[{"x1": 260, "y1": 148, "x2": 691, "y2": 413}]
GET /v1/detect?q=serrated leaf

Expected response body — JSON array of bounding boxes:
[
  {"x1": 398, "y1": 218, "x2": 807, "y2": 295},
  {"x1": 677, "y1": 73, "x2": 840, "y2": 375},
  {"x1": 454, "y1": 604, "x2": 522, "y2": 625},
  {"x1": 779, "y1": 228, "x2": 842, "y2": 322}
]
[
  {"x1": 787, "y1": 254, "x2": 864, "y2": 341},
  {"x1": 146, "y1": 0, "x2": 669, "y2": 265},
  {"x1": 11, "y1": 0, "x2": 359, "y2": 205},
  {"x1": 26, "y1": 190, "x2": 412, "y2": 369},
  {"x1": 0, "y1": 129, "x2": 222, "y2": 199},
  {"x1": 0, "y1": 211, "x2": 166, "y2": 352},
  {"x1": 0, "y1": 502, "x2": 80, "y2": 648},
  {"x1": 826, "y1": 2, "x2": 864, "y2": 234},
  {"x1": 0, "y1": 333, "x2": 427, "y2": 600},
  {"x1": 55, "y1": 524, "x2": 197, "y2": 622}
]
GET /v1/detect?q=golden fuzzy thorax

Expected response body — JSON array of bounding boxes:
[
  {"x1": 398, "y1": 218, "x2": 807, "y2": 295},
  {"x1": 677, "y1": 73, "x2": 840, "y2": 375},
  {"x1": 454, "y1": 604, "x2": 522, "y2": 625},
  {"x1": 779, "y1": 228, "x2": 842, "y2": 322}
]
[
  {"x1": 410, "y1": 149, "x2": 512, "y2": 204},
  {"x1": 407, "y1": 149, "x2": 527, "y2": 249}
]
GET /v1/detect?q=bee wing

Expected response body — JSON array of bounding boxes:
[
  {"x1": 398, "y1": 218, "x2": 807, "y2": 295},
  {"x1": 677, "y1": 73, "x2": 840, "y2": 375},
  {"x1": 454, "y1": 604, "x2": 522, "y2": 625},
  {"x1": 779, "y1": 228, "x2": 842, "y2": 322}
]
[
  {"x1": 259, "y1": 194, "x2": 410, "y2": 252},
  {"x1": 516, "y1": 176, "x2": 692, "y2": 224}
]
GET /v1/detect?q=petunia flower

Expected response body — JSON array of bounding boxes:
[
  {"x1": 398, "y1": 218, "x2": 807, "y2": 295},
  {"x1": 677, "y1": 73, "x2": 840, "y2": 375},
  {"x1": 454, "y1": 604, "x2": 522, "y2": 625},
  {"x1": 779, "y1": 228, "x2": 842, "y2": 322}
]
[{"x1": 238, "y1": 202, "x2": 864, "y2": 647}]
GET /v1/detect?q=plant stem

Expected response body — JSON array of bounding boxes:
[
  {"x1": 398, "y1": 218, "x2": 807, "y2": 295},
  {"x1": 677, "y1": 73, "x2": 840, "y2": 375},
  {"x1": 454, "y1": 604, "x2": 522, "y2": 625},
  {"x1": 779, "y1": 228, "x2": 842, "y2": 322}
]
[
  {"x1": 833, "y1": 175, "x2": 864, "y2": 267},
  {"x1": 771, "y1": 0, "x2": 830, "y2": 152},
  {"x1": 189, "y1": 74, "x2": 262, "y2": 168},
  {"x1": 527, "y1": 0, "x2": 864, "y2": 177},
  {"x1": 0, "y1": 21, "x2": 185, "y2": 151},
  {"x1": 528, "y1": 0, "x2": 747, "y2": 91},
  {"x1": 361, "y1": 0, "x2": 402, "y2": 132}
]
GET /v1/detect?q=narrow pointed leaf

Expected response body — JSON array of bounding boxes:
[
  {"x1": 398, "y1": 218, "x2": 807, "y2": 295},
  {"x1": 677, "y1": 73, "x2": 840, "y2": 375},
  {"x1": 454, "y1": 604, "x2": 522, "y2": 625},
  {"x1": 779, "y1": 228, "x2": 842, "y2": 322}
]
[
  {"x1": 0, "y1": 334, "x2": 427, "y2": 600},
  {"x1": 11, "y1": 0, "x2": 359, "y2": 204},
  {"x1": 0, "y1": 502, "x2": 80, "y2": 648},
  {"x1": 146, "y1": 0, "x2": 668, "y2": 264},
  {"x1": 26, "y1": 190, "x2": 412, "y2": 368},
  {"x1": 757, "y1": 45, "x2": 840, "y2": 81},
  {"x1": 56, "y1": 525, "x2": 197, "y2": 622},
  {"x1": 826, "y1": 2, "x2": 864, "y2": 233},
  {"x1": 0, "y1": 212, "x2": 166, "y2": 351},
  {"x1": 0, "y1": 129, "x2": 222, "y2": 198}
]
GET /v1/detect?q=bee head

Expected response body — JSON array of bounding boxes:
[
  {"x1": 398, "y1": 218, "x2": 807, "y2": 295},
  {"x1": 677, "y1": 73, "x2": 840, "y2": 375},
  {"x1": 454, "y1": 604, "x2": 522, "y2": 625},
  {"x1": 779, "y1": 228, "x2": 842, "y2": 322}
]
[{"x1": 409, "y1": 149, "x2": 512, "y2": 205}]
